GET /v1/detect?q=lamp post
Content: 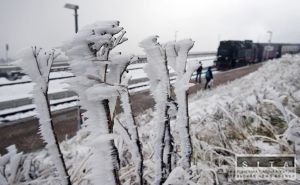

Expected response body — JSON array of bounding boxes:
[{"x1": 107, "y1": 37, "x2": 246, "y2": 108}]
[
  {"x1": 5, "y1": 44, "x2": 9, "y2": 62},
  {"x1": 65, "y1": 3, "x2": 80, "y2": 128},
  {"x1": 266, "y1": 31, "x2": 273, "y2": 60},
  {"x1": 267, "y1": 30, "x2": 273, "y2": 43},
  {"x1": 64, "y1": 3, "x2": 79, "y2": 33},
  {"x1": 175, "y1": 30, "x2": 178, "y2": 42}
]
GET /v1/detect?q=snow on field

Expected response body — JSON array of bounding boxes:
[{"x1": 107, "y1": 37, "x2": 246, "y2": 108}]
[
  {"x1": 0, "y1": 56, "x2": 214, "y2": 103},
  {"x1": 3, "y1": 55, "x2": 299, "y2": 184},
  {"x1": 188, "y1": 56, "x2": 215, "y2": 67},
  {"x1": 134, "y1": 55, "x2": 300, "y2": 184},
  {"x1": 49, "y1": 71, "x2": 73, "y2": 78},
  {"x1": 0, "y1": 101, "x2": 78, "y2": 124},
  {"x1": 0, "y1": 71, "x2": 74, "y2": 86},
  {"x1": 0, "y1": 79, "x2": 69, "y2": 102},
  {"x1": 0, "y1": 75, "x2": 31, "y2": 85},
  {"x1": 0, "y1": 55, "x2": 215, "y2": 86}
]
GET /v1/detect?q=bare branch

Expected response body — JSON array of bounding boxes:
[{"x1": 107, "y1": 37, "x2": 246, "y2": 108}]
[
  {"x1": 115, "y1": 117, "x2": 132, "y2": 141},
  {"x1": 31, "y1": 46, "x2": 42, "y2": 76}
]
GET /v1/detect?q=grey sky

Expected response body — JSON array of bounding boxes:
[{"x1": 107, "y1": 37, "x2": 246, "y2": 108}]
[{"x1": 1, "y1": 0, "x2": 300, "y2": 59}]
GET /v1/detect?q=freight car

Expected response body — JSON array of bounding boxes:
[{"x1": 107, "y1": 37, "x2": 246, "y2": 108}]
[{"x1": 215, "y1": 40, "x2": 300, "y2": 70}]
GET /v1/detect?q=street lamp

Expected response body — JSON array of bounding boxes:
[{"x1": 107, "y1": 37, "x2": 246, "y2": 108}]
[
  {"x1": 266, "y1": 31, "x2": 273, "y2": 60},
  {"x1": 64, "y1": 3, "x2": 79, "y2": 33},
  {"x1": 267, "y1": 30, "x2": 273, "y2": 43}
]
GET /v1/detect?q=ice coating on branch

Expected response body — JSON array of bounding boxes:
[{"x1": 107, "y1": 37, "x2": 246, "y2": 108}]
[
  {"x1": 163, "y1": 167, "x2": 189, "y2": 185},
  {"x1": 68, "y1": 21, "x2": 127, "y2": 61},
  {"x1": 140, "y1": 36, "x2": 169, "y2": 95},
  {"x1": 139, "y1": 35, "x2": 160, "y2": 48},
  {"x1": 107, "y1": 55, "x2": 133, "y2": 84},
  {"x1": 0, "y1": 145, "x2": 24, "y2": 185},
  {"x1": 5, "y1": 53, "x2": 300, "y2": 184},
  {"x1": 165, "y1": 39, "x2": 197, "y2": 169},
  {"x1": 14, "y1": 48, "x2": 70, "y2": 184},
  {"x1": 66, "y1": 21, "x2": 132, "y2": 184},
  {"x1": 165, "y1": 39, "x2": 194, "y2": 75},
  {"x1": 14, "y1": 47, "x2": 58, "y2": 92},
  {"x1": 116, "y1": 74, "x2": 144, "y2": 184},
  {"x1": 140, "y1": 35, "x2": 171, "y2": 184}
]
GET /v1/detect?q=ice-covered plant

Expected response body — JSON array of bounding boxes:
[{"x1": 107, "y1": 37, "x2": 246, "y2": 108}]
[
  {"x1": 0, "y1": 145, "x2": 24, "y2": 185},
  {"x1": 114, "y1": 74, "x2": 144, "y2": 185},
  {"x1": 165, "y1": 39, "x2": 198, "y2": 169},
  {"x1": 0, "y1": 145, "x2": 61, "y2": 185},
  {"x1": 66, "y1": 21, "x2": 137, "y2": 185},
  {"x1": 140, "y1": 35, "x2": 174, "y2": 184},
  {"x1": 14, "y1": 47, "x2": 71, "y2": 185}
]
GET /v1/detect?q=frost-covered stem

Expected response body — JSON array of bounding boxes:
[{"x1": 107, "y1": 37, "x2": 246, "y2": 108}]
[
  {"x1": 155, "y1": 100, "x2": 167, "y2": 185},
  {"x1": 102, "y1": 99, "x2": 114, "y2": 133},
  {"x1": 120, "y1": 90, "x2": 144, "y2": 185},
  {"x1": 42, "y1": 91, "x2": 72, "y2": 185},
  {"x1": 140, "y1": 36, "x2": 172, "y2": 184},
  {"x1": 153, "y1": 79, "x2": 170, "y2": 185},
  {"x1": 163, "y1": 51, "x2": 173, "y2": 176},
  {"x1": 67, "y1": 21, "x2": 129, "y2": 185},
  {"x1": 166, "y1": 39, "x2": 195, "y2": 169},
  {"x1": 164, "y1": 119, "x2": 173, "y2": 175},
  {"x1": 100, "y1": 48, "x2": 122, "y2": 184},
  {"x1": 102, "y1": 99, "x2": 121, "y2": 185},
  {"x1": 18, "y1": 48, "x2": 72, "y2": 185},
  {"x1": 176, "y1": 90, "x2": 192, "y2": 168}
]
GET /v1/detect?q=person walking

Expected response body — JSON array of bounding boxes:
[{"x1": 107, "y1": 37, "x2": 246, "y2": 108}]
[
  {"x1": 196, "y1": 61, "x2": 203, "y2": 83},
  {"x1": 205, "y1": 66, "x2": 213, "y2": 89}
]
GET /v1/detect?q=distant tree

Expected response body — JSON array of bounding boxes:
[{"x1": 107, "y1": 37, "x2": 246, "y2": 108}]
[{"x1": 15, "y1": 47, "x2": 72, "y2": 185}]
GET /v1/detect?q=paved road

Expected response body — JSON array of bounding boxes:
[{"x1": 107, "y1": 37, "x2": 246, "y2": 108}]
[{"x1": 0, "y1": 63, "x2": 262, "y2": 154}]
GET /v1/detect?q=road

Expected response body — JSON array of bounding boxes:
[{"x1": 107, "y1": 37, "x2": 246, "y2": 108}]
[{"x1": 0, "y1": 63, "x2": 262, "y2": 154}]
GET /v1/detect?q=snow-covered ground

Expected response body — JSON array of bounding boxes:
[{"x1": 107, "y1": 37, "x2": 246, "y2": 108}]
[
  {"x1": 2, "y1": 55, "x2": 299, "y2": 184},
  {"x1": 0, "y1": 56, "x2": 215, "y2": 85},
  {"x1": 0, "y1": 71, "x2": 74, "y2": 86},
  {"x1": 0, "y1": 78, "x2": 69, "y2": 102},
  {"x1": 0, "y1": 56, "x2": 215, "y2": 120}
]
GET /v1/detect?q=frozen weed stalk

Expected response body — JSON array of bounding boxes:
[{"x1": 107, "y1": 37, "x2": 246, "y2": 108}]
[
  {"x1": 66, "y1": 21, "x2": 143, "y2": 185},
  {"x1": 165, "y1": 39, "x2": 198, "y2": 169},
  {"x1": 140, "y1": 36, "x2": 172, "y2": 185},
  {"x1": 14, "y1": 47, "x2": 72, "y2": 185},
  {"x1": 140, "y1": 36, "x2": 199, "y2": 184}
]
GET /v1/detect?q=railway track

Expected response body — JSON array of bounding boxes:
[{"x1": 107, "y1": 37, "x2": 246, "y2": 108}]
[
  {"x1": 0, "y1": 67, "x2": 212, "y2": 122},
  {"x1": 0, "y1": 57, "x2": 216, "y2": 122}
]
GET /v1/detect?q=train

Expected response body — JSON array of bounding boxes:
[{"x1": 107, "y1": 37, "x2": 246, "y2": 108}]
[
  {"x1": 0, "y1": 66, "x2": 24, "y2": 81},
  {"x1": 215, "y1": 40, "x2": 300, "y2": 70}
]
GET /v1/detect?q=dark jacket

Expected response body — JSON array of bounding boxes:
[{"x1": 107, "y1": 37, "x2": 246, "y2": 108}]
[
  {"x1": 205, "y1": 68, "x2": 213, "y2": 80},
  {"x1": 197, "y1": 65, "x2": 203, "y2": 74}
]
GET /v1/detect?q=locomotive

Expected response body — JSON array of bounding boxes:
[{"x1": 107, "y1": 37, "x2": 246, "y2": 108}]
[{"x1": 215, "y1": 40, "x2": 300, "y2": 70}]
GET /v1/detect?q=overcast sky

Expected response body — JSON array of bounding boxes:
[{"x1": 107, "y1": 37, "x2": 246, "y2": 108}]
[{"x1": 1, "y1": 0, "x2": 300, "y2": 59}]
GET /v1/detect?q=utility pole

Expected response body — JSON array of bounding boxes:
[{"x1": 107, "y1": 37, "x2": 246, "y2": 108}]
[
  {"x1": 267, "y1": 31, "x2": 273, "y2": 43},
  {"x1": 65, "y1": 3, "x2": 81, "y2": 130},
  {"x1": 5, "y1": 44, "x2": 9, "y2": 62},
  {"x1": 175, "y1": 31, "x2": 178, "y2": 42},
  {"x1": 266, "y1": 31, "x2": 273, "y2": 60},
  {"x1": 64, "y1": 3, "x2": 79, "y2": 33}
]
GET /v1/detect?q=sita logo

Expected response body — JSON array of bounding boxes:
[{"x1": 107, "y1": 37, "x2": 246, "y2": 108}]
[
  {"x1": 239, "y1": 157, "x2": 294, "y2": 168},
  {"x1": 235, "y1": 154, "x2": 296, "y2": 181}
]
